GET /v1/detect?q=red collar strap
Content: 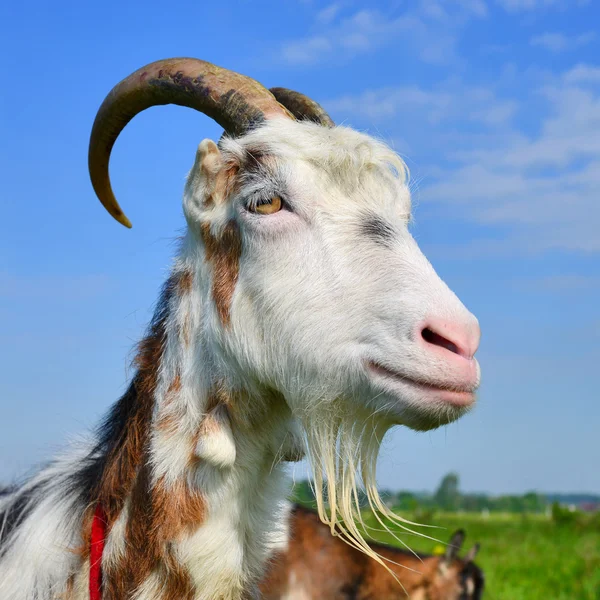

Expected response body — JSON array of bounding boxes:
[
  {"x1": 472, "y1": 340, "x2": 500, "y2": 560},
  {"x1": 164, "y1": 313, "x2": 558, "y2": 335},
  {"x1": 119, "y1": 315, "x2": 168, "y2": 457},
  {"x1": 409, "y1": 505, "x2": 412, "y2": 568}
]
[{"x1": 89, "y1": 504, "x2": 107, "y2": 600}]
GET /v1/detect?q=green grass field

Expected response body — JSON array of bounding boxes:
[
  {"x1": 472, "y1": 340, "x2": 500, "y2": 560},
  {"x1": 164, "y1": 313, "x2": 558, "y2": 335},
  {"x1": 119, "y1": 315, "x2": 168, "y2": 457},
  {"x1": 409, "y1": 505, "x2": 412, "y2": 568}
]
[{"x1": 361, "y1": 511, "x2": 600, "y2": 600}]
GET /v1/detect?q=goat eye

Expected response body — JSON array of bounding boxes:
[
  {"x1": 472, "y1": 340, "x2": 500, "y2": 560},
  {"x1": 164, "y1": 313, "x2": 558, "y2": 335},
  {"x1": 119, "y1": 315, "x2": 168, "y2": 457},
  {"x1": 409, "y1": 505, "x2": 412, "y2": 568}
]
[{"x1": 249, "y1": 196, "x2": 282, "y2": 215}]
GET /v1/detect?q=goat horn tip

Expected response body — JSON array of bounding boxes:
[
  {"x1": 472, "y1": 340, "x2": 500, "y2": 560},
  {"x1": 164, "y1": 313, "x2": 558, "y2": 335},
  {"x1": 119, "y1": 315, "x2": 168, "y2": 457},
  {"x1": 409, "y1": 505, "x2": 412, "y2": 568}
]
[
  {"x1": 112, "y1": 212, "x2": 132, "y2": 228},
  {"x1": 119, "y1": 215, "x2": 133, "y2": 229}
]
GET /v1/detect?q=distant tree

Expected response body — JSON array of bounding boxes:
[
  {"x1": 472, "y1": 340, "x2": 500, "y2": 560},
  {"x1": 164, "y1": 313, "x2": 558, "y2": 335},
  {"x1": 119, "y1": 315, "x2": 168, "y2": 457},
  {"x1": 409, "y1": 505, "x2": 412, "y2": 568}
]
[
  {"x1": 434, "y1": 473, "x2": 460, "y2": 511},
  {"x1": 379, "y1": 489, "x2": 396, "y2": 505},
  {"x1": 493, "y1": 495, "x2": 515, "y2": 512},
  {"x1": 394, "y1": 491, "x2": 419, "y2": 511},
  {"x1": 290, "y1": 477, "x2": 552, "y2": 516},
  {"x1": 551, "y1": 502, "x2": 578, "y2": 526},
  {"x1": 461, "y1": 493, "x2": 490, "y2": 512},
  {"x1": 522, "y1": 491, "x2": 546, "y2": 513},
  {"x1": 354, "y1": 487, "x2": 396, "y2": 508}
]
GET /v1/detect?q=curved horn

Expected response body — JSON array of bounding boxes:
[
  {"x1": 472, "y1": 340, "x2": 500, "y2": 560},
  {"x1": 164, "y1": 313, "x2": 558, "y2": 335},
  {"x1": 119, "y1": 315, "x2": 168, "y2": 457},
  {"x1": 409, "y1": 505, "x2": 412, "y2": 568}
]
[
  {"x1": 269, "y1": 87, "x2": 334, "y2": 128},
  {"x1": 89, "y1": 58, "x2": 292, "y2": 228}
]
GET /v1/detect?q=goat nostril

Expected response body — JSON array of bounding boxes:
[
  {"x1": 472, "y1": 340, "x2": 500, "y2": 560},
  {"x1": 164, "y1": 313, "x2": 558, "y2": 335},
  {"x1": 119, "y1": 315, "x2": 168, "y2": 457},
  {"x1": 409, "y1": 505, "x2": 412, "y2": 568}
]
[{"x1": 421, "y1": 327, "x2": 461, "y2": 356}]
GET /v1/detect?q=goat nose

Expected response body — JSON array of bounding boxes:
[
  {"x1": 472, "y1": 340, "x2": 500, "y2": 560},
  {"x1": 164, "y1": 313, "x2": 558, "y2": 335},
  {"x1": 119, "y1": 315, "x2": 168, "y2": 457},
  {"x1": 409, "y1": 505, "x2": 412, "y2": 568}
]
[{"x1": 419, "y1": 316, "x2": 480, "y2": 360}]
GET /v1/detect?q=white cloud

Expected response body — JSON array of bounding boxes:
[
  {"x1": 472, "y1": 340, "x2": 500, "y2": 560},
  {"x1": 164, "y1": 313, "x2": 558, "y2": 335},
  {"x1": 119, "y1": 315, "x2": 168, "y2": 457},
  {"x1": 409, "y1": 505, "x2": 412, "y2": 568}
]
[
  {"x1": 530, "y1": 31, "x2": 596, "y2": 53},
  {"x1": 281, "y1": 10, "x2": 449, "y2": 66},
  {"x1": 326, "y1": 84, "x2": 517, "y2": 126},
  {"x1": 316, "y1": 3, "x2": 342, "y2": 25},
  {"x1": 419, "y1": 0, "x2": 488, "y2": 19},
  {"x1": 498, "y1": 0, "x2": 589, "y2": 12},
  {"x1": 279, "y1": 3, "x2": 485, "y2": 67},
  {"x1": 325, "y1": 65, "x2": 600, "y2": 254},
  {"x1": 456, "y1": 0, "x2": 488, "y2": 17},
  {"x1": 424, "y1": 83, "x2": 600, "y2": 252},
  {"x1": 564, "y1": 63, "x2": 600, "y2": 84},
  {"x1": 531, "y1": 33, "x2": 568, "y2": 52},
  {"x1": 424, "y1": 165, "x2": 600, "y2": 253},
  {"x1": 282, "y1": 36, "x2": 332, "y2": 65}
]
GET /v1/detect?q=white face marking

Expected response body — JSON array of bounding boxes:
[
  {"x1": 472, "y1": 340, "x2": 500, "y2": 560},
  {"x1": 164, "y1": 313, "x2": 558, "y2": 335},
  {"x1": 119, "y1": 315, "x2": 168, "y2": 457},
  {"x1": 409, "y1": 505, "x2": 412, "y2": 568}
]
[
  {"x1": 185, "y1": 119, "x2": 481, "y2": 433},
  {"x1": 466, "y1": 577, "x2": 475, "y2": 595},
  {"x1": 282, "y1": 570, "x2": 312, "y2": 600}
]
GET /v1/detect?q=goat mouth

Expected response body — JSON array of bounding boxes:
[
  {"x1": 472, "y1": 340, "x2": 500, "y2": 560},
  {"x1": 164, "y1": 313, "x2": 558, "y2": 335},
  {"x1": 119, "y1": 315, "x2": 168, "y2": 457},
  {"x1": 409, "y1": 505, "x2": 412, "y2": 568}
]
[{"x1": 366, "y1": 361, "x2": 476, "y2": 408}]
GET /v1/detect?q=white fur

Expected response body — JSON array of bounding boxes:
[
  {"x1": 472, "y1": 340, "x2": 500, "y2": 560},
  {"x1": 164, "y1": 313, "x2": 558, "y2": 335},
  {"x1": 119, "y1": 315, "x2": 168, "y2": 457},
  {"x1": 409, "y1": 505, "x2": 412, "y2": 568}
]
[{"x1": 103, "y1": 498, "x2": 129, "y2": 570}]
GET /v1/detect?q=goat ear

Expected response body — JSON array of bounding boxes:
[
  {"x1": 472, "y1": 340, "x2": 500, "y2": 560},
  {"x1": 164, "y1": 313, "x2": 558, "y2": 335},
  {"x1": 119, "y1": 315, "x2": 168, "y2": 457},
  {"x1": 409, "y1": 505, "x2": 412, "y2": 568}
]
[
  {"x1": 197, "y1": 139, "x2": 223, "y2": 179},
  {"x1": 464, "y1": 543, "x2": 480, "y2": 564},
  {"x1": 444, "y1": 529, "x2": 465, "y2": 562},
  {"x1": 184, "y1": 139, "x2": 225, "y2": 222}
]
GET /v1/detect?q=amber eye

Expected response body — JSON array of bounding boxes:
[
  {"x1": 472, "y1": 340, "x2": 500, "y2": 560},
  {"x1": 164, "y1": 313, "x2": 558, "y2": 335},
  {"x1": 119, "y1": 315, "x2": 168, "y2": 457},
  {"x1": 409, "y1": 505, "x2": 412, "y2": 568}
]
[{"x1": 250, "y1": 196, "x2": 282, "y2": 215}]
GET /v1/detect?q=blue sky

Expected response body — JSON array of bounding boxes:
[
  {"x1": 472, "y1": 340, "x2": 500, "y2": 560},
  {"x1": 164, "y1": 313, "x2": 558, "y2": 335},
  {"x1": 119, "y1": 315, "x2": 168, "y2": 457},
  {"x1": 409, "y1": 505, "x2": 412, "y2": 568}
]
[{"x1": 0, "y1": 0, "x2": 598, "y2": 495}]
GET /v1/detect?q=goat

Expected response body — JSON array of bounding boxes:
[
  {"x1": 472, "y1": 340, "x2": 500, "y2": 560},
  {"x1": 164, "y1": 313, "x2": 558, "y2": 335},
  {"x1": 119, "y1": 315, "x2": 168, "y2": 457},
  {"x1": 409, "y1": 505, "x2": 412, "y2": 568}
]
[
  {"x1": 260, "y1": 504, "x2": 484, "y2": 599},
  {"x1": 0, "y1": 58, "x2": 481, "y2": 600}
]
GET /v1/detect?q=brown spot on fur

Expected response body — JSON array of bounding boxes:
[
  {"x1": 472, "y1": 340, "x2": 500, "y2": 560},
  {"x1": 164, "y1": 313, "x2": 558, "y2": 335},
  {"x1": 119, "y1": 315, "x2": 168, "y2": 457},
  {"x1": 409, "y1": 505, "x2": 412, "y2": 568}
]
[
  {"x1": 72, "y1": 508, "x2": 95, "y2": 558},
  {"x1": 198, "y1": 410, "x2": 221, "y2": 435},
  {"x1": 207, "y1": 383, "x2": 233, "y2": 410},
  {"x1": 156, "y1": 412, "x2": 178, "y2": 435},
  {"x1": 201, "y1": 221, "x2": 242, "y2": 326},
  {"x1": 59, "y1": 574, "x2": 75, "y2": 600},
  {"x1": 168, "y1": 373, "x2": 182, "y2": 395},
  {"x1": 151, "y1": 476, "x2": 206, "y2": 541},
  {"x1": 154, "y1": 555, "x2": 197, "y2": 600},
  {"x1": 103, "y1": 464, "x2": 154, "y2": 598},
  {"x1": 177, "y1": 269, "x2": 194, "y2": 296},
  {"x1": 176, "y1": 270, "x2": 194, "y2": 346},
  {"x1": 155, "y1": 374, "x2": 184, "y2": 434},
  {"x1": 103, "y1": 460, "x2": 203, "y2": 600},
  {"x1": 181, "y1": 320, "x2": 191, "y2": 347}
]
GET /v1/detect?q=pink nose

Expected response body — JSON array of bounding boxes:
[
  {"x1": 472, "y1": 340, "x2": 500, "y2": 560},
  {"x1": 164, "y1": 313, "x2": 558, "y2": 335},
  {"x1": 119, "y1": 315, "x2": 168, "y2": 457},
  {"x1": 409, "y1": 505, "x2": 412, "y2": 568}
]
[{"x1": 419, "y1": 316, "x2": 480, "y2": 360}]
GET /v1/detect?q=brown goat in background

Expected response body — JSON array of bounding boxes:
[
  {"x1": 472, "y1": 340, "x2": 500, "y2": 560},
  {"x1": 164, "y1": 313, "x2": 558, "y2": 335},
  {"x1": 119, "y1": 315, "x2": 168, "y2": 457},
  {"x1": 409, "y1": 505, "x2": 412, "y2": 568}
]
[{"x1": 260, "y1": 505, "x2": 484, "y2": 600}]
